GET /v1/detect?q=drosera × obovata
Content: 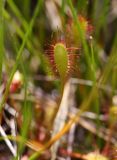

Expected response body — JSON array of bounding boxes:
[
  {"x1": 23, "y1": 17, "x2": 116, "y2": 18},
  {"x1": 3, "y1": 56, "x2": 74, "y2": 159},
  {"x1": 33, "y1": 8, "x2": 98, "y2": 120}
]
[{"x1": 46, "y1": 35, "x2": 80, "y2": 92}]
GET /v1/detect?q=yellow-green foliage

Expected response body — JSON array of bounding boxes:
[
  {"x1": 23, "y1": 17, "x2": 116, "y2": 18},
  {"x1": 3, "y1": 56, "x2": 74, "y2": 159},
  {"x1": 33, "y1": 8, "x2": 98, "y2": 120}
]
[
  {"x1": 109, "y1": 106, "x2": 117, "y2": 123},
  {"x1": 54, "y1": 43, "x2": 68, "y2": 83},
  {"x1": 86, "y1": 152, "x2": 108, "y2": 160}
]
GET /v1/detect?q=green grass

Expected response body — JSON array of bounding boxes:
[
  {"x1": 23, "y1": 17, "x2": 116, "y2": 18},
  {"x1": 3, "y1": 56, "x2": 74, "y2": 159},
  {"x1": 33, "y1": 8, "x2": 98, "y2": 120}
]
[
  {"x1": 0, "y1": 0, "x2": 4, "y2": 83},
  {"x1": 0, "y1": 0, "x2": 43, "y2": 112}
]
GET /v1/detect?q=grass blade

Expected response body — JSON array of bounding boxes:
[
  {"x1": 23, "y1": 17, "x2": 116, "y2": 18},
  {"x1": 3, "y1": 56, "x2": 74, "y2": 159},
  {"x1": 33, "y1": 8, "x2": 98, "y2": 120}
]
[
  {"x1": 0, "y1": 0, "x2": 43, "y2": 112},
  {"x1": 0, "y1": 0, "x2": 5, "y2": 83}
]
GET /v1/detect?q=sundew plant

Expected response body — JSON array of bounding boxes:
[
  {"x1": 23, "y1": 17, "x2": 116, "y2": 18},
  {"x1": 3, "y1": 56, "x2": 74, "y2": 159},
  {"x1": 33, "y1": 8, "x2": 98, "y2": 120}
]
[{"x1": 0, "y1": 0, "x2": 117, "y2": 160}]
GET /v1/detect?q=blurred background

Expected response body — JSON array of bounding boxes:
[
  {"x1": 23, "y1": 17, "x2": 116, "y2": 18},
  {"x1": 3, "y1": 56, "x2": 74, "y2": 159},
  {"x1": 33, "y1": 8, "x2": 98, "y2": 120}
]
[{"x1": 0, "y1": 0, "x2": 117, "y2": 159}]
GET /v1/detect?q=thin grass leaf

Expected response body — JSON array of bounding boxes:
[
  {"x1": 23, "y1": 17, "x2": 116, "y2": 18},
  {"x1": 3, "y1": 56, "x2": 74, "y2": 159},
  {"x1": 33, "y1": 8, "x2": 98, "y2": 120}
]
[
  {"x1": 23, "y1": 0, "x2": 31, "y2": 20},
  {"x1": 7, "y1": 0, "x2": 40, "y2": 51},
  {"x1": 15, "y1": 102, "x2": 32, "y2": 159},
  {"x1": 0, "y1": 0, "x2": 5, "y2": 83},
  {"x1": 99, "y1": 34, "x2": 117, "y2": 85},
  {"x1": 67, "y1": 0, "x2": 96, "y2": 81},
  {"x1": 0, "y1": 0, "x2": 43, "y2": 112},
  {"x1": 7, "y1": 0, "x2": 28, "y2": 30},
  {"x1": 93, "y1": 0, "x2": 110, "y2": 38},
  {"x1": 76, "y1": 0, "x2": 88, "y2": 14},
  {"x1": 11, "y1": 35, "x2": 30, "y2": 159}
]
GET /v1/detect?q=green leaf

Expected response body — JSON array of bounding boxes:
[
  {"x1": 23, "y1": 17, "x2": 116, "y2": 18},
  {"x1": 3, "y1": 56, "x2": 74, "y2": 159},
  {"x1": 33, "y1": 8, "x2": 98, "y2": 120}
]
[{"x1": 54, "y1": 43, "x2": 68, "y2": 83}]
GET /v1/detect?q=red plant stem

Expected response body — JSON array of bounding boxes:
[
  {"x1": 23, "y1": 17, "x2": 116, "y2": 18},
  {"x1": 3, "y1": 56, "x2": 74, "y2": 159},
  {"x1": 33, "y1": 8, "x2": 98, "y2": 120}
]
[
  {"x1": 102, "y1": 124, "x2": 115, "y2": 156},
  {"x1": 59, "y1": 148, "x2": 86, "y2": 159}
]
